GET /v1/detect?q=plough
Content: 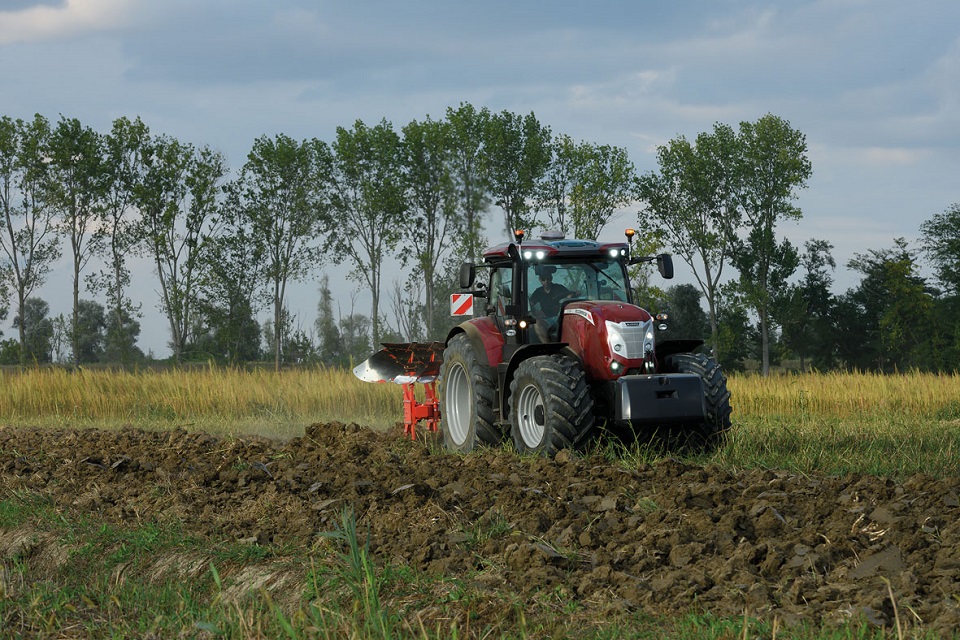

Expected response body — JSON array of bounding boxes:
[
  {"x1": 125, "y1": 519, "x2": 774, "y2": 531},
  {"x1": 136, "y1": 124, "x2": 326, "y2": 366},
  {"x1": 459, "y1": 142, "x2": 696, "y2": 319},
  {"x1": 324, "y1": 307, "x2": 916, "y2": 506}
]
[{"x1": 353, "y1": 341, "x2": 445, "y2": 439}]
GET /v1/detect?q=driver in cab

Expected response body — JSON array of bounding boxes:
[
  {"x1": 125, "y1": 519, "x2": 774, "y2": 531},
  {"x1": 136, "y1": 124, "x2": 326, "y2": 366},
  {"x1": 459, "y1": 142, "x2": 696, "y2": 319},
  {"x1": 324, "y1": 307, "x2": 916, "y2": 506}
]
[{"x1": 529, "y1": 265, "x2": 578, "y2": 341}]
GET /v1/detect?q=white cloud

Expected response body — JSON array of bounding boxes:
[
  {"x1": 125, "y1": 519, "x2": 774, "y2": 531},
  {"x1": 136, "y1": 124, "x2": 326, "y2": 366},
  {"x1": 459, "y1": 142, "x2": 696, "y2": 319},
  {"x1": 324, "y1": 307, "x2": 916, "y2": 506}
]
[
  {"x1": 0, "y1": 0, "x2": 139, "y2": 44},
  {"x1": 860, "y1": 147, "x2": 924, "y2": 166}
]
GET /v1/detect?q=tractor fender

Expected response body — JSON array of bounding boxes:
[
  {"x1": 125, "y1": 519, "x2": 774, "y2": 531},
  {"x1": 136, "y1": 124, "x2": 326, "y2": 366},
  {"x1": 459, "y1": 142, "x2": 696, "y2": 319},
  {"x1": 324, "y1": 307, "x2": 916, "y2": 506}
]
[
  {"x1": 500, "y1": 343, "x2": 577, "y2": 421},
  {"x1": 445, "y1": 319, "x2": 505, "y2": 369}
]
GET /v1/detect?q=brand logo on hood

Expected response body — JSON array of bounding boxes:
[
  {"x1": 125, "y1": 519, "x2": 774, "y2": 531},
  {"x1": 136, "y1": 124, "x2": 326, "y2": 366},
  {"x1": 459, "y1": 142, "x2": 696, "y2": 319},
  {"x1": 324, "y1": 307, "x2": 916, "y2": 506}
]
[{"x1": 563, "y1": 308, "x2": 595, "y2": 325}]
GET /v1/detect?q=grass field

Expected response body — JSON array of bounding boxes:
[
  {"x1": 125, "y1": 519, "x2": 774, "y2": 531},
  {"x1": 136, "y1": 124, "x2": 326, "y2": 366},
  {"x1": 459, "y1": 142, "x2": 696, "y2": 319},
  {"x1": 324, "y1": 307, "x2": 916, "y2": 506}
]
[
  {"x1": 2, "y1": 366, "x2": 958, "y2": 638},
  {"x1": 1, "y1": 365, "x2": 958, "y2": 477}
]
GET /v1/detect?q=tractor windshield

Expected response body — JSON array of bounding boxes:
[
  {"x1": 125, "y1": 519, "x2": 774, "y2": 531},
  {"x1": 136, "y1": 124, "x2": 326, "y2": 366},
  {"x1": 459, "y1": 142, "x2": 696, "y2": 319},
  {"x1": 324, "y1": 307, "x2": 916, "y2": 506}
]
[{"x1": 527, "y1": 259, "x2": 629, "y2": 308}]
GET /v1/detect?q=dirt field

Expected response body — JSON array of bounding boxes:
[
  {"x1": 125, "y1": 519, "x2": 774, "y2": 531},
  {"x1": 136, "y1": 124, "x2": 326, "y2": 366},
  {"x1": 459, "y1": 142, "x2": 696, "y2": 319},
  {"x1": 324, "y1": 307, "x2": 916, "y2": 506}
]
[{"x1": 2, "y1": 421, "x2": 959, "y2": 636}]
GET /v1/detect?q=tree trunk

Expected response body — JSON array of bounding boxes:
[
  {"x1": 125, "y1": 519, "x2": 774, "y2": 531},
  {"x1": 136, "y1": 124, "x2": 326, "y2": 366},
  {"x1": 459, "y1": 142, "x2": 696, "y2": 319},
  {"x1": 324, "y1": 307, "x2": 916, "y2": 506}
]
[{"x1": 760, "y1": 307, "x2": 771, "y2": 376}]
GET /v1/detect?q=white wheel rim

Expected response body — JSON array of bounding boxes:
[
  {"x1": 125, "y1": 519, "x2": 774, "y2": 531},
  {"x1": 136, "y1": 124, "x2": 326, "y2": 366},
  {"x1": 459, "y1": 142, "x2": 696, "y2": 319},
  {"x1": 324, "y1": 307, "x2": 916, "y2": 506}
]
[
  {"x1": 516, "y1": 383, "x2": 546, "y2": 448},
  {"x1": 445, "y1": 362, "x2": 472, "y2": 446}
]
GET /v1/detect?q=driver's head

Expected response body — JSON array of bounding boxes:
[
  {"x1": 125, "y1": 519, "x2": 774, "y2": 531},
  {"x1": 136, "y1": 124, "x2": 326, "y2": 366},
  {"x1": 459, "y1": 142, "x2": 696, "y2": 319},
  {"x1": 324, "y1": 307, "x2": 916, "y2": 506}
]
[{"x1": 536, "y1": 265, "x2": 556, "y2": 284}]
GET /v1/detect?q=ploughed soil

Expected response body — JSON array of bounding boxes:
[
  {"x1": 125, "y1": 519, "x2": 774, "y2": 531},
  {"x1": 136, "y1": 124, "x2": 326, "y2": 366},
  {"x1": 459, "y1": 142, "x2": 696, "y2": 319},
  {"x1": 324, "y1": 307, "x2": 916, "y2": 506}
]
[{"x1": 2, "y1": 421, "x2": 960, "y2": 637}]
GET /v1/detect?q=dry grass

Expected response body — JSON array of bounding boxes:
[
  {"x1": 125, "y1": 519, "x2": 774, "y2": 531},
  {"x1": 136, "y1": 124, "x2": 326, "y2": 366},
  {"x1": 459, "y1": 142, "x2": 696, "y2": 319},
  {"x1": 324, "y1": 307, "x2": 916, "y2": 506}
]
[
  {"x1": 1, "y1": 366, "x2": 959, "y2": 475},
  {"x1": 0, "y1": 365, "x2": 402, "y2": 437},
  {"x1": 730, "y1": 369, "x2": 960, "y2": 420}
]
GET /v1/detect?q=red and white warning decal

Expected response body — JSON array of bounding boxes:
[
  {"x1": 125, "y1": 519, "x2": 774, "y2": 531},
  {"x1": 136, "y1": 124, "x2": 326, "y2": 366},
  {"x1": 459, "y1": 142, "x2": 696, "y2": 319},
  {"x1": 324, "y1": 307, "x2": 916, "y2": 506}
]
[{"x1": 450, "y1": 293, "x2": 474, "y2": 316}]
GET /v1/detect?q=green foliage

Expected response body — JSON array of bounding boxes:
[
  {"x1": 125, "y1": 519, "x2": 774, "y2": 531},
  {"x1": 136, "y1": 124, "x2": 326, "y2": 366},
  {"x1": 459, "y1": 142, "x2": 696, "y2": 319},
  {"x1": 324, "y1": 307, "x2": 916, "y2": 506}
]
[
  {"x1": 231, "y1": 133, "x2": 330, "y2": 370},
  {"x1": 661, "y1": 283, "x2": 710, "y2": 342},
  {"x1": 3, "y1": 107, "x2": 960, "y2": 374},
  {"x1": 842, "y1": 238, "x2": 936, "y2": 371},
  {"x1": 101, "y1": 303, "x2": 144, "y2": 366},
  {"x1": 88, "y1": 115, "x2": 150, "y2": 369},
  {"x1": 329, "y1": 118, "x2": 407, "y2": 348},
  {"x1": 539, "y1": 134, "x2": 638, "y2": 240},
  {"x1": 317, "y1": 507, "x2": 396, "y2": 638},
  {"x1": 727, "y1": 115, "x2": 811, "y2": 375},
  {"x1": 314, "y1": 274, "x2": 343, "y2": 366},
  {"x1": 920, "y1": 202, "x2": 960, "y2": 296},
  {"x1": 399, "y1": 115, "x2": 464, "y2": 339},
  {"x1": 445, "y1": 102, "x2": 492, "y2": 262},
  {"x1": 134, "y1": 135, "x2": 227, "y2": 364},
  {"x1": 483, "y1": 109, "x2": 552, "y2": 235},
  {"x1": 0, "y1": 114, "x2": 62, "y2": 366},
  {"x1": 14, "y1": 297, "x2": 54, "y2": 364}
]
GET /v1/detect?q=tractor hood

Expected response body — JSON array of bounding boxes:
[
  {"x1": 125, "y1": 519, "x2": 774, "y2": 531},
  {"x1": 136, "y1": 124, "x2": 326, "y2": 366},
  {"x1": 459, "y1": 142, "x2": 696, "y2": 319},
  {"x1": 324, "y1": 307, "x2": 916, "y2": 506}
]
[{"x1": 560, "y1": 301, "x2": 656, "y2": 381}]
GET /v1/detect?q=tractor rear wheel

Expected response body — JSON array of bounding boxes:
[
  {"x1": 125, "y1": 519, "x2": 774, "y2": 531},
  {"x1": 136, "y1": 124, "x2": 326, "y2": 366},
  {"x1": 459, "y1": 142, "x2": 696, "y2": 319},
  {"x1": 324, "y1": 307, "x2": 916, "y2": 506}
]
[
  {"x1": 662, "y1": 352, "x2": 731, "y2": 452},
  {"x1": 439, "y1": 333, "x2": 500, "y2": 452},
  {"x1": 509, "y1": 355, "x2": 594, "y2": 457}
]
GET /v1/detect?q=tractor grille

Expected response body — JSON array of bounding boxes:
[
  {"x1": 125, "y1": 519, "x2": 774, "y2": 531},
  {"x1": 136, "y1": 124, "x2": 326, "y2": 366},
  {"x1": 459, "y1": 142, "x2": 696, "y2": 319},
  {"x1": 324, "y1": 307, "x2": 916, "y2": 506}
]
[{"x1": 607, "y1": 320, "x2": 654, "y2": 359}]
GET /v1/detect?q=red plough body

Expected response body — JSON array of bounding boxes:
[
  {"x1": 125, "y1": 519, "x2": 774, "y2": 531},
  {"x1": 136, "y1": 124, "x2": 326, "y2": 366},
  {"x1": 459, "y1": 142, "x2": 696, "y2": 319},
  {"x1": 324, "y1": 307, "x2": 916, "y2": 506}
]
[{"x1": 353, "y1": 342, "x2": 445, "y2": 439}]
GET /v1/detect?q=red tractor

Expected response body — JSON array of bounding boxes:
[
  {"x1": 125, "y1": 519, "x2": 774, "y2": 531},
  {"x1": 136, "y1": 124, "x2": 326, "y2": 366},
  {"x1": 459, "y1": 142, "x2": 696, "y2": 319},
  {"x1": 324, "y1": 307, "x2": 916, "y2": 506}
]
[{"x1": 438, "y1": 229, "x2": 731, "y2": 456}]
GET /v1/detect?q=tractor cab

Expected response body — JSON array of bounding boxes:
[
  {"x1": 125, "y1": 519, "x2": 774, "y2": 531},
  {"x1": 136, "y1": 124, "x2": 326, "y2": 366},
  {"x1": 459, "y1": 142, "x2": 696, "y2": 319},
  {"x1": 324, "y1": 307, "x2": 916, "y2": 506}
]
[{"x1": 469, "y1": 229, "x2": 672, "y2": 347}]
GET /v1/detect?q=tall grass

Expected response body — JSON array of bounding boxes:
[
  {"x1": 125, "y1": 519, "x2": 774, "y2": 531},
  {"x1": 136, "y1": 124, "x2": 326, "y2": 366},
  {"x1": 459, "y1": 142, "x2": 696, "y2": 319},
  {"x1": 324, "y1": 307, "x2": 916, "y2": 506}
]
[
  {"x1": 0, "y1": 365, "x2": 402, "y2": 437},
  {"x1": 730, "y1": 369, "x2": 960, "y2": 420},
  {"x1": 723, "y1": 370, "x2": 960, "y2": 477},
  {"x1": 1, "y1": 366, "x2": 958, "y2": 475}
]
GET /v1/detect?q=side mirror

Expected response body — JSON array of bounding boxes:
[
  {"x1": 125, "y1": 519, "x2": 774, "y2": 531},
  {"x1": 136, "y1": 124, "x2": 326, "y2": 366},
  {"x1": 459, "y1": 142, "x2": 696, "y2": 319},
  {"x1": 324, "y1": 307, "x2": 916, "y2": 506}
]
[
  {"x1": 459, "y1": 262, "x2": 475, "y2": 289},
  {"x1": 657, "y1": 254, "x2": 674, "y2": 280}
]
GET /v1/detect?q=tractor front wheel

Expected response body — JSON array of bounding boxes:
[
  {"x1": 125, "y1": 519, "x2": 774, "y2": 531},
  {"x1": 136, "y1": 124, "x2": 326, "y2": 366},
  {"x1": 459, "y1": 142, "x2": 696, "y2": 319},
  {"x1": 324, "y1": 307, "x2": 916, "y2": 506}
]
[
  {"x1": 509, "y1": 355, "x2": 594, "y2": 457},
  {"x1": 439, "y1": 333, "x2": 500, "y2": 452},
  {"x1": 662, "y1": 352, "x2": 732, "y2": 452}
]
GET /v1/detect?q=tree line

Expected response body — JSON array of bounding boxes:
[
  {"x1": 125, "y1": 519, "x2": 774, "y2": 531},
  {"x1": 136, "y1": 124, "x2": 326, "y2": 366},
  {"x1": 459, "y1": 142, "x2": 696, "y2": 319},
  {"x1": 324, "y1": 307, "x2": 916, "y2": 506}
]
[
  {"x1": 640, "y1": 117, "x2": 960, "y2": 374},
  {"x1": 0, "y1": 105, "x2": 635, "y2": 369},
  {"x1": 0, "y1": 108, "x2": 957, "y2": 373}
]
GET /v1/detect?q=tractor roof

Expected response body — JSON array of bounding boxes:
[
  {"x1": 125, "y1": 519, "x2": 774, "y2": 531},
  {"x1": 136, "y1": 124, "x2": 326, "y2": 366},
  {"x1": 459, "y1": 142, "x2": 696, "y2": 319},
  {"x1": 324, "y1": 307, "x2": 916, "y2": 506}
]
[{"x1": 482, "y1": 237, "x2": 629, "y2": 262}]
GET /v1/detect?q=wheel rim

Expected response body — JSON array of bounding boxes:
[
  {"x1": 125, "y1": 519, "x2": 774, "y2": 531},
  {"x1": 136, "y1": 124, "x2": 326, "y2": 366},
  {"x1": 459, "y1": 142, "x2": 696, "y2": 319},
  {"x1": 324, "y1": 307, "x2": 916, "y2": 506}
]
[
  {"x1": 445, "y1": 362, "x2": 472, "y2": 446},
  {"x1": 516, "y1": 382, "x2": 546, "y2": 449}
]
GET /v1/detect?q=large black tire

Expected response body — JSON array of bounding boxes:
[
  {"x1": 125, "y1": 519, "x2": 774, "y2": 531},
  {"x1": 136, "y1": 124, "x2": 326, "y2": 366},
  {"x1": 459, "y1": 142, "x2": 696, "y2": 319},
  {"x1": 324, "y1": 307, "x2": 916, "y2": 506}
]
[
  {"x1": 509, "y1": 355, "x2": 594, "y2": 457},
  {"x1": 662, "y1": 352, "x2": 732, "y2": 453},
  {"x1": 439, "y1": 333, "x2": 501, "y2": 452}
]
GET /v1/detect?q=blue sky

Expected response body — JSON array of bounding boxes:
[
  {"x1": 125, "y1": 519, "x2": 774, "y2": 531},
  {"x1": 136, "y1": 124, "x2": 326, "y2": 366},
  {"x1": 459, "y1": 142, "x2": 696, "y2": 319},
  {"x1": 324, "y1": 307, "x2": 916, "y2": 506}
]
[{"x1": 2, "y1": 0, "x2": 959, "y2": 357}]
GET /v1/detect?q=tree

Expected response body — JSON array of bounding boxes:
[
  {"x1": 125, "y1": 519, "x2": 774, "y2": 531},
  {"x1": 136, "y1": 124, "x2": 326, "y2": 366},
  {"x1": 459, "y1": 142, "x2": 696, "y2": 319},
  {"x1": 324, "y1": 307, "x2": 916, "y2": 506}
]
[
  {"x1": 196, "y1": 198, "x2": 264, "y2": 365},
  {"x1": 338, "y1": 312, "x2": 372, "y2": 366},
  {"x1": 637, "y1": 124, "x2": 737, "y2": 359},
  {"x1": 537, "y1": 133, "x2": 579, "y2": 236},
  {"x1": 661, "y1": 283, "x2": 710, "y2": 342},
  {"x1": 0, "y1": 114, "x2": 61, "y2": 366},
  {"x1": 386, "y1": 277, "x2": 426, "y2": 342},
  {"x1": 102, "y1": 305, "x2": 144, "y2": 364},
  {"x1": 844, "y1": 239, "x2": 935, "y2": 371},
  {"x1": 14, "y1": 297, "x2": 54, "y2": 364},
  {"x1": 135, "y1": 136, "x2": 226, "y2": 363},
  {"x1": 400, "y1": 116, "x2": 462, "y2": 338},
  {"x1": 72, "y1": 299, "x2": 107, "y2": 364},
  {"x1": 89, "y1": 116, "x2": 150, "y2": 368},
  {"x1": 445, "y1": 103, "x2": 491, "y2": 261},
  {"x1": 231, "y1": 133, "x2": 330, "y2": 370},
  {"x1": 538, "y1": 135, "x2": 637, "y2": 240},
  {"x1": 47, "y1": 116, "x2": 108, "y2": 365},
  {"x1": 727, "y1": 114, "x2": 812, "y2": 376},
  {"x1": 713, "y1": 284, "x2": 755, "y2": 372},
  {"x1": 920, "y1": 203, "x2": 960, "y2": 296},
  {"x1": 483, "y1": 110, "x2": 552, "y2": 235},
  {"x1": 774, "y1": 239, "x2": 837, "y2": 370},
  {"x1": 569, "y1": 142, "x2": 637, "y2": 240},
  {"x1": 329, "y1": 119, "x2": 406, "y2": 348},
  {"x1": 315, "y1": 275, "x2": 342, "y2": 366}
]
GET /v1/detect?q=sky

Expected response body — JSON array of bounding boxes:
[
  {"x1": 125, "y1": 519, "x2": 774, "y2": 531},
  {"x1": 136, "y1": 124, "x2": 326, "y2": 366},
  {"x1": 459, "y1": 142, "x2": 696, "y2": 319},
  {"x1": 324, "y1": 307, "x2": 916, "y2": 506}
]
[{"x1": 1, "y1": 0, "x2": 959, "y2": 358}]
